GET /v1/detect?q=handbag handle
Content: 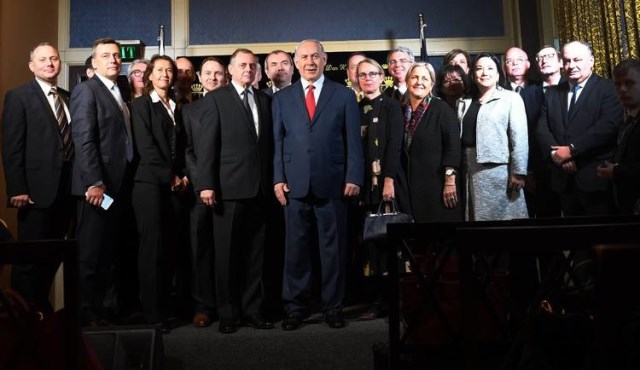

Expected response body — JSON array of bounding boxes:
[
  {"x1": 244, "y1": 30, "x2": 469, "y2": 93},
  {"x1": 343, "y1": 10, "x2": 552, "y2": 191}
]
[{"x1": 376, "y1": 199, "x2": 401, "y2": 215}]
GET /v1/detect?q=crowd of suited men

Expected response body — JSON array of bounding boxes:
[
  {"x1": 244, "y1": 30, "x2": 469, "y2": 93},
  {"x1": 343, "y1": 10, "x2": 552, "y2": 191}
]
[{"x1": 2, "y1": 36, "x2": 639, "y2": 335}]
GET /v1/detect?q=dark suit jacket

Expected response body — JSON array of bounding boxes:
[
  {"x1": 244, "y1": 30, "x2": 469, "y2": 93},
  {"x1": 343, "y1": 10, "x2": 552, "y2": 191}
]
[
  {"x1": 2, "y1": 79, "x2": 70, "y2": 208},
  {"x1": 71, "y1": 76, "x2": 132, "y2": 196},
  {"x1": 521, "y1": 79, "x2": 565, "y2": 174},
  {"x1": 196, "y1": 84, "x2": 273, "y2": 200},
  {"x1": 131, "y1": 95, "x2": 186, "y2": 185},
  {"x1": 273, "y1": 78, "x2": 364, "y2": 199},
  {"x1": 613, "y1": 115, "x2": 640, "y2": 213},
  {"x1": 536, "y1": 74, "x2": 623, "y2": 192},
  {"x1": 261, "y1": 87, "x2": 274, "y2": 97},
  {"x1": 182, "y1": 96, "x2": 207, "y2": 189}
]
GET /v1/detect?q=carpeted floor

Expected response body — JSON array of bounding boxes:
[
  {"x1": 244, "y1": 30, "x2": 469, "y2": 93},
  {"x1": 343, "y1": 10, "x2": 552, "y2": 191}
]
[{"x1": 161, "y1": 308, "x2": 388, "y2": 370}]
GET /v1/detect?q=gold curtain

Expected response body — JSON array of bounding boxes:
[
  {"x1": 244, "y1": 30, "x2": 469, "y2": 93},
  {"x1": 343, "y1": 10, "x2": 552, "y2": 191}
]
[{"x1": 555, "y1": 0, "x2": 640, "y2": 77}]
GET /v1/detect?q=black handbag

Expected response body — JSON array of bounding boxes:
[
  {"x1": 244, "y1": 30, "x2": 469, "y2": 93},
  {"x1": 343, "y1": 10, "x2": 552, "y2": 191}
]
[{"x1": 363, "y1": 200, "x2": 414, "y2": 243}]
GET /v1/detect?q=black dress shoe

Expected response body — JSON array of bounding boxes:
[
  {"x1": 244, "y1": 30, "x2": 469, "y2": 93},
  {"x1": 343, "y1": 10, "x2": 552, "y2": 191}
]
[
  {"x1": 282, "y1": 312, "x2": 306, "y2": 331},
  {"x1": 243, "y1": 314, "x2": 274, "y2": 329},
  {"x1": 325, "y1": 310, "x2": 346, "y2": 329},
  {"x1": 156, "y1": 320, "x2": 172, "y2": 335},
  {"x1": 218, "y1": 318, "x2": 238, "y2": 334}
]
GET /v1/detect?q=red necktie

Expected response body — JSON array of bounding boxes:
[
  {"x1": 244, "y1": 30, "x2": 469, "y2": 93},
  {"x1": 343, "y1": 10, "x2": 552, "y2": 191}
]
[{"x1": 306, "y1": 84, "x2": 315, "y2": 120}]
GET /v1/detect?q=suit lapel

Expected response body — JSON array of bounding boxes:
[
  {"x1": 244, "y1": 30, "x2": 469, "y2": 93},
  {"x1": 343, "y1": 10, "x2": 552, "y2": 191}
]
[
  {"x1": 225, "y1": 85, "x2": 258, "y2": 141},
  {"x1": 313, "y1": 80, "x2": 337, "y2": 125},
  {"x1": 30, "y1": 80, "x2": 59, "y2": 125},
  {"x1": 568, "y1": 75, "x2": 597, "y2": 121},
  {"x1": 93, "y1": 77, "x2": 126, "y2": 121}
]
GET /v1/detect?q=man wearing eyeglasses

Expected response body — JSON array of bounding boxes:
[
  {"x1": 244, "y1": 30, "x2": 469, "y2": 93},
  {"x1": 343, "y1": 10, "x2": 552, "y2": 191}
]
[
  {"x1": 384, "y1": 46, "x2": 415, "y2": 101},
  {"x1": 503, "y1": 47, "x2": 531, "y2": 94},
  {"x1": 127, "y1": 59, "x2": 149, "y2": 102},
  {"x1": 520, "y1": 46, "x2": 565, "y2": 219}
]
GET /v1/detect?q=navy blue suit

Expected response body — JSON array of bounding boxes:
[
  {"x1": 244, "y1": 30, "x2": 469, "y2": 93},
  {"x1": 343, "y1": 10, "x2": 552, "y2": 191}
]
[
  {"x1": 273, "y1": 77, "x2": 363, "y2": 314},
  {"x1": 71, "y1": 75, "x2": 137, "y2": 323}
]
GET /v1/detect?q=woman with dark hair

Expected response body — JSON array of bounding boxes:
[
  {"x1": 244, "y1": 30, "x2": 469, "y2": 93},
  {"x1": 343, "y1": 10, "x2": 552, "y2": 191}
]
[
  {"x1": 403, "y1": 62, "x2": 462, "y2": 223},
  {"x1": 457, "y1": 53, "x2": 528, "y2": 221},
  {"x1": 356, "y1": 58, "x2": 407, "y2": 319},
  {"x1": 436, "y1": 64, "x2": 468, "y2": 110},
  {"x1": 443, "y1": 48, "x2": 472, "y2": 74},
  {"x1": 131, "y1": 55, "x2": 189, "y2": 331}
]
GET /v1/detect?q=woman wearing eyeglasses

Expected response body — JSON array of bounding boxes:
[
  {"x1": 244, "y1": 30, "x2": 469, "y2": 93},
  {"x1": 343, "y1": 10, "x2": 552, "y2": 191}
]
[
  {"x1": 356, "y1": 58, "x2": 407, "y2": 320},
  {"x1": 436, "y1": 64, "x2": 468, "y2": 110},
  {"x1": 402, "y1": 62, "x2": 462, "y2": 223},
  {"x1": 128, "y1": 59, "x2": 149, "y2": 102}
]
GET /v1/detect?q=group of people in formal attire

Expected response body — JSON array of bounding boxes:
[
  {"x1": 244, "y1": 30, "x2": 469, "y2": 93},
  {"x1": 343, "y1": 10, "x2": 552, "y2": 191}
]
[{"x1": 3, "y1": 36, "x2": 639, "y2": 335}]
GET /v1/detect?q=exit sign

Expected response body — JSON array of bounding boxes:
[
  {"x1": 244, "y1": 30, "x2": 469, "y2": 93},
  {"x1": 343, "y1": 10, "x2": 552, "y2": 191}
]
[{"x1": 117, "y1": 40, "x2": 144, "y2": 62}]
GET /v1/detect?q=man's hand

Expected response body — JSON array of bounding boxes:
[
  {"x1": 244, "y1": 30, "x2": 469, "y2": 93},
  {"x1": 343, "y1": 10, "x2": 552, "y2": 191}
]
[
  {"x1": 274, "y1": 182, "x2": 289, "y2": 206},
  {"x1": 10, "y1": 194, "x2": 33, "y2": 208},
  {"x1": 561, "y1": 160, "x2": 577, "y2": 173},
  {"x1": 596, "y1": 162, "x2": 615, "y2": 178},
  {"x1": 343, "y1": 183, "x2": 360, "y2": 198},
  {"x1": 86, "y1": 184, "x2": 106, "y2": 207},
  {"x1": 200, "y1": 189, "x2": 216, "y2": 207},
  {"x1": 551, "y1": 145, "x2": 572, "y2": 165}
]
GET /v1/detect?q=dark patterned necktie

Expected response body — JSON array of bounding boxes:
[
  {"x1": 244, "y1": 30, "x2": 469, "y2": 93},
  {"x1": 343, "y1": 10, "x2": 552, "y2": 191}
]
[{"x1": 50, "y1": 87, "x2": 73, "y2": 161}]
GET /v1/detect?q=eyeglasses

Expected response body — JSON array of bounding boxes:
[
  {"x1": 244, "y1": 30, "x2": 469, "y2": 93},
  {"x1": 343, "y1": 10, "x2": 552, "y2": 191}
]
[
  {"x1": 505, "y1": 58, "x2": 527, "y2": 66},
  {"x1": 443, "y1": 78, "x2": 463, "y2": 85},
  {"x1": 130, "y1": 70, "x2": 144, "y2": 77},
  {"x1": 388, "y1": 59, "x2": 411, "y2": 66},
  {"x1": 536, "y1": 53, "x2": 557, "y2": 62},
  {"x1": 357, "y1": 72, "x2": 382, "y2": 79}
]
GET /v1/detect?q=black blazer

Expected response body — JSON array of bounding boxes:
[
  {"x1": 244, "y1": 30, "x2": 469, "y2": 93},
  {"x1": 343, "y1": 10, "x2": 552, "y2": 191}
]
[
  {"x1": 2, "y1": 79, "x2": 70, "y2": 208},
  {"x1": 195, "y1": 84, "x2": 273, "y2": 200},
  {"x1": 536, "y1": 74, "x2": 623, "y2": 192},
  {"x1": 131, "y1": 95, "x2": 186, "y2": 186},
  {"x1": 182, "y1": 97, "x2": 207, "y2": 189},
  {"x1": 71, "y1": 76, "x2": 132, "y2": 196},
  {"x1": 613, "y1": 115, "x2": 640, "y2": 214}
]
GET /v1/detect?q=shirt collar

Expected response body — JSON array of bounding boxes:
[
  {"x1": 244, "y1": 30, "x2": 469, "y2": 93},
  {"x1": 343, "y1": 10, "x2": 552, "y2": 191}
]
[
  {"x1": 34, "y1": 77, "x2": 55, "y2": 95},
  {"x1": 150, "y1": 89, "x2": 176, "y2": 111},
  {"x1": 231, "y1": 80, "x2": 252, "y2": 96},
  {"x1": 95, "y1": 72, "x2": 117, "y2": 90},
  {"x1": 301, "y1": 75, "x2": 325, "y2": 91}
]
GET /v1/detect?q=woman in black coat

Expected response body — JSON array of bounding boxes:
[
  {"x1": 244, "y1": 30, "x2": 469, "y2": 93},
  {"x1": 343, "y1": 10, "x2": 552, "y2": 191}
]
[
  {"x1": 131, "y1": 55, "x2": 189, "y2": 331},
  {"x1": 402, "y1": 62, "x2": 462, "y2": 223},
  {"x1": 357, "y1": 58, "x2": 407, "y2": 319}
]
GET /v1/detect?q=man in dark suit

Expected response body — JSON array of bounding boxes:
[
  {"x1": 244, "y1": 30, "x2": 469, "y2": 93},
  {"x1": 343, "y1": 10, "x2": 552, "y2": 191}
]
[
  {"x1": 384, "y1": 46, "x2": 414, "y2": 102},
  {"x1": 537, "y1": 40, "x2": 622, "y2": 216},
  {"x1": 521, "y1": 45, "x2": 564, "y2": 218},
  {"x1": 71, "y1": 38, "x2": 137, "y2": 326},
  {"x1": 183, "y1": 57, "x2": 226, "y2": 328},
  {"x1": 503, "y1": 46, "x2": 532, "y2": 93},
  {"x1": 273, "y1": 39, "x2": 364, "y2": 330},
  {"x1": 597, "y1": 59, "x2": 640, "y2": 214},
  {"x1": 537, "y1": 40, "x2": 622, "y2": 290},
  {"x1": 196, "y1": 48, "x2": 274, "y2": 334},
  {"x1": 263, "y1": 50, "x2": 294, "y2": 97},
  {"x1": 2, "y1": 42, "x2": 74, "y2": 313}
]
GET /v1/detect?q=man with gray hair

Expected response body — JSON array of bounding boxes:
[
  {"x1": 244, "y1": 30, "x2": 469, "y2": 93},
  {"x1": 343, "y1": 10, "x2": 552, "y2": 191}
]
[{"x1": 384, "y1": 46, "x2": 415, "y2": 101}]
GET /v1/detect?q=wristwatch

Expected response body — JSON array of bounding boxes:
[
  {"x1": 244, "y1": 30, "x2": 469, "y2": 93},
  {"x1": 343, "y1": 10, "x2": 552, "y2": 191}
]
[
  {"x1": 445, "y1": 169, "x2": 457, "y2": 176},
  {"x1": 569, "y1": 143, "x2": 578, "y2": 157}
]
